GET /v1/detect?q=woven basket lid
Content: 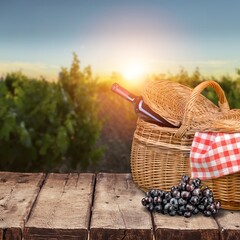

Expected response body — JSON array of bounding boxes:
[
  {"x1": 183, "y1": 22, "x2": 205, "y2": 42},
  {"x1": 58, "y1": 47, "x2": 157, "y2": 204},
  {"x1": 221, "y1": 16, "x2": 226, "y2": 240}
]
[{"x1": 142, "y1": 80, "x2": 221, "y2": 127}]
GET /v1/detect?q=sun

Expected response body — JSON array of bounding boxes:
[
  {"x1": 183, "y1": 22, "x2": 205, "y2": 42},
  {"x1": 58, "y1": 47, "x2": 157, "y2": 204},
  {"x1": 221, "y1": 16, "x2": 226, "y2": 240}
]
[{"x1": 122, "y1": 61, "x2": 145, "y2": 82}]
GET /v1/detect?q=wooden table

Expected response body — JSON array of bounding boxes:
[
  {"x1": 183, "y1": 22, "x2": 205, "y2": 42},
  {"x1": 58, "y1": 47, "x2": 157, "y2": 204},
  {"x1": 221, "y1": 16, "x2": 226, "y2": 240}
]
[{"x1": 0, "y1": 172, "x2": 239, "y2": 240}]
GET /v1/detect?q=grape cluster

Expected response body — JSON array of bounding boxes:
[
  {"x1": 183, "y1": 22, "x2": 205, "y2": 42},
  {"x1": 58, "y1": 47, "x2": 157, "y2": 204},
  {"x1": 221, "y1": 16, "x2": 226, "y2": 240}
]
[{"x1": 141, "y1": 175, "x2": 221, "y2": 218}]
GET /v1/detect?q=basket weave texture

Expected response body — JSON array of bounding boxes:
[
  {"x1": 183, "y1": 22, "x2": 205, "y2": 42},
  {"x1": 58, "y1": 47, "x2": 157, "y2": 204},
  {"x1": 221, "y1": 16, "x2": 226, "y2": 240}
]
[{"x1": 131, "y1": 80, "x2": 240, "y2": 210}]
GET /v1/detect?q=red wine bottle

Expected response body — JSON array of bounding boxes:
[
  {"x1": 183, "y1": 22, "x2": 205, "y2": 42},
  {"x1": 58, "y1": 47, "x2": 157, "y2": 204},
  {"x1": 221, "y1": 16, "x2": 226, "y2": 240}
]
[{"x1": 111, "y1": 83, "x2": 175, "y2": 127}]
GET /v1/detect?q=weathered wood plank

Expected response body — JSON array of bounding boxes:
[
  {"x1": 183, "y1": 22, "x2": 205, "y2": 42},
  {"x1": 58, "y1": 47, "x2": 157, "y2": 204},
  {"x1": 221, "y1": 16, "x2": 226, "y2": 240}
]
[
  {"x1": 153, "y1": 212, "x2": 219, "y2": 240},
  {"x1": 24, "y1": 173, "x2": 95, "y2": 240},
  {"x1": 0, "y1": 172, "x2": 45, "y2": 240},
  {"x1": 215, "y1": 210, "x2": 240, "y2": 240},
  {"x1": 90, "y1": 173, "x2": 153, "y2": 240}
]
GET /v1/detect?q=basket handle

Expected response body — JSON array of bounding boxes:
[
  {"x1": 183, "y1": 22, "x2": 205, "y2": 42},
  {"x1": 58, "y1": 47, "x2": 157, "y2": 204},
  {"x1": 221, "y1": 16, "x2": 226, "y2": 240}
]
[{"x1": 175, "y1": 80, "x2": 230, "y2": 138}]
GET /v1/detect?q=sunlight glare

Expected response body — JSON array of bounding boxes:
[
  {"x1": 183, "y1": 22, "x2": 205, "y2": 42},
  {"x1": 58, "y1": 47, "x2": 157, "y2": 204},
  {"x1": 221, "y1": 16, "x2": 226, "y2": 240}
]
[{"x1": 123, "y1": 61, "x2": 145, "y2": 82}]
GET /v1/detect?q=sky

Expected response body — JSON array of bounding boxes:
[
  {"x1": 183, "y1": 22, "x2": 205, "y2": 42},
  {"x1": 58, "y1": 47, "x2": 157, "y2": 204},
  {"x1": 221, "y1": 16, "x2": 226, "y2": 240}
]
[{"x1": 1, "y1": 0, "x2": 240, "y2": 81}]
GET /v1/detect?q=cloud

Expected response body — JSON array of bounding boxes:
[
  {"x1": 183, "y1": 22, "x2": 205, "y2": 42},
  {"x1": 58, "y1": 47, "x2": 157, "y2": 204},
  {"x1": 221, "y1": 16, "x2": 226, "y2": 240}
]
[{"x1": 0, "y1": 61, "x2": 60, "y2": 80}]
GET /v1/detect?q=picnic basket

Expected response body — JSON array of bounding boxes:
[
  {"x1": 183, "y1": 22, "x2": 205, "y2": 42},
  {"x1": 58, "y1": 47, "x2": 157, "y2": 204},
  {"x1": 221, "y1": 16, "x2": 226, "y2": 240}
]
[{"x1": 130, "y1": 80, "x2": 240, "y2": 210}]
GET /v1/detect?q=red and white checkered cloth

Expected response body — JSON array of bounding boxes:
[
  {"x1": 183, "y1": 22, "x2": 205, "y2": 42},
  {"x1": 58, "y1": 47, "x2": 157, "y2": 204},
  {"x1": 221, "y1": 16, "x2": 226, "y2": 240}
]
[{"x1": 190, "y1": 132, "x2": 240, "y2": 180}]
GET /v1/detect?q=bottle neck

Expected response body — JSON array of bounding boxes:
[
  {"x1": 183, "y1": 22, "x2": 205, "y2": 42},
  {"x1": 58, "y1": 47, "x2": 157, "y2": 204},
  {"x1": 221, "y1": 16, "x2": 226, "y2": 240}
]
[
  {"x1": 111, "y1": 82, "x2": 176, "y2": 128},
  {"x1": 111, "y1": 83, "x2": 137, "y2": 102}
]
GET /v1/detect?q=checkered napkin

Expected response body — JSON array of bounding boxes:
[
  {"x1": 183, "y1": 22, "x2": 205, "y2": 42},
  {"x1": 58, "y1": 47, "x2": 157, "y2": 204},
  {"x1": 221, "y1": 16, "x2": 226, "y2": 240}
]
[{"x1": 190, "y1": 132, "x2": 240, "y2": 180}]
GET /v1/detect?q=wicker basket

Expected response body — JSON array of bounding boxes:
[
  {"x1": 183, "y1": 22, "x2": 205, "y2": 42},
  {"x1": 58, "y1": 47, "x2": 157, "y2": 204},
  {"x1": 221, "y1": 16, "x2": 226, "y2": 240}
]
[{"x1": 131, "y1": 80, "x2": 240, "y2": 210}]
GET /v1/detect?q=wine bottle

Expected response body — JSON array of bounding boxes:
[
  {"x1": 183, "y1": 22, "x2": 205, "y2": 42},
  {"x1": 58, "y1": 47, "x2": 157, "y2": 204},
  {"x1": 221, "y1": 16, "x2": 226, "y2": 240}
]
[{"x1": 111, "y1": 83, "x2": 176, "y2": 127}]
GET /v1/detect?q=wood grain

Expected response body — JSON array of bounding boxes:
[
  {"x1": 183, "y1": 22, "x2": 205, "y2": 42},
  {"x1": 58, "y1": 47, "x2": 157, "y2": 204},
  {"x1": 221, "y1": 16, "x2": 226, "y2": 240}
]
[
  {"x1": 0, "y1": 172, "x2": 45, "y2": 240},
  {"x1": 153, "y1": 212, "x2": 219, "y2": 240},
  {"x1": 215, "y1": 210, "x2": 240, "y2": 240},
  {"x1": 1, "y1": 172, "x2": 240, "y2": 239},
  {"x1": 90, "y1": 173, "x2": 153, "y2": 240},
  {"x1": 24, "y1": 173, "x2": 95, "y2": 240}
]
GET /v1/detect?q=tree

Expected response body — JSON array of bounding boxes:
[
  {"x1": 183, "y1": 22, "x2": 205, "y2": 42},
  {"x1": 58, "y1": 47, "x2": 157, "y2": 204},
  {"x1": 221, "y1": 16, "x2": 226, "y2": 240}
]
[
  {"x1": 0, "y1": 54, "x2": 102, "y2": 172},
  {"x1": 58, "y1": 53, "x2": 102, "y2": 169}
]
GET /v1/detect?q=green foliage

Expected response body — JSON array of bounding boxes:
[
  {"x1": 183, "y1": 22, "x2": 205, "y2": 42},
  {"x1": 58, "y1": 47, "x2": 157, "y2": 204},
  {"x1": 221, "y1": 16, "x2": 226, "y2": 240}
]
[
  {"x1": 0, "y1": 54, "x2": 102, "y2": 172},
  {"x1": 59, "y1": 53, "x2": 102, "y2": 169}
]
